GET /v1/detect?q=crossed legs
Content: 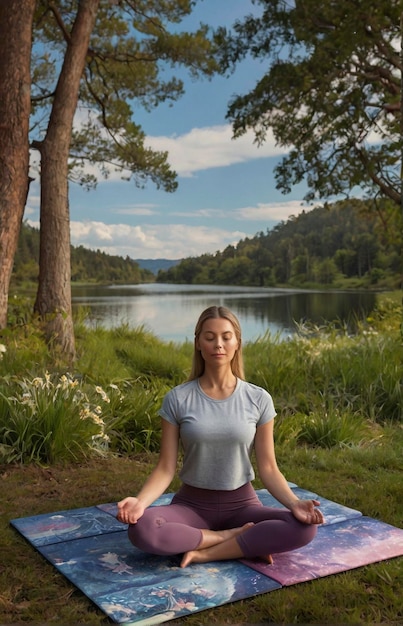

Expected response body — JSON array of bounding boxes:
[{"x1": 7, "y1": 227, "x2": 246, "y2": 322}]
[{"x1": 128, "y1": 496, "x2": 317, "y2": 567}]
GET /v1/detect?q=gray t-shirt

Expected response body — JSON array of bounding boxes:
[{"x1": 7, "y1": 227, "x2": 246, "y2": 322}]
[{"x1": 159, "y1": 378, "x2": 276, "y2": 490}]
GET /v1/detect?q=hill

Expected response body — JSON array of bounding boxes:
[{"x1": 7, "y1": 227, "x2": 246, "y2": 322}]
[{"x1": 156, "y1": 198, "x2": 401, "y2": 289}]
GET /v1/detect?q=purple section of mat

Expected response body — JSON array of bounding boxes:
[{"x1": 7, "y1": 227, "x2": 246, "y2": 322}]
[{"x1": 242, "y1": 516, "x2": 403, "y2": 585}]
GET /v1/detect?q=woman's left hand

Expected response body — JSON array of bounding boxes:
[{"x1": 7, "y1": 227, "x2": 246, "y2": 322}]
[{"x1": 290, "y1": 499, "x2": 324, "y2": 525}]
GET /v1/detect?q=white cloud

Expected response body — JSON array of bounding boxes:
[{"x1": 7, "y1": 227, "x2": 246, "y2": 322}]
[
  {"x1": 71, "y1": 221, "x2": 146, "y2": 244},
  {"x1": 170, "y1": 208, "x2": 228, "y2": 219},
  {"x1": 146, "y1": 124, "x2": 286, "y2": 177},
  {"x1": 233, "y1": 200, "x2": 320, "y2": 222},
  {"x1": 30, "y1": 117, "x2": 284, "y2": 185},
  {"x1": 170, "y1": 200, "x2": 319, "y2": 222},
  {"x1": 113, "y1": 205, "x2": 159, "y2": 216},
  {"x1": 67, "y1": 219, "x2": 246, "y2": 259},
  {"x1": 75, "y1": 123, "x2": 283, "y2": 181}
]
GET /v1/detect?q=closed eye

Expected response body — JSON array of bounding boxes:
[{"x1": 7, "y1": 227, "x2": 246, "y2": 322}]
[{"x1": 204, "y1": 333, "x2": 233, "y2": 341}]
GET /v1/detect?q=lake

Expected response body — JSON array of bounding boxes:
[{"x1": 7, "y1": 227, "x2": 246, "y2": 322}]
[{"x1": 71, "y1": 283, "x2": 377, "y2": 344}]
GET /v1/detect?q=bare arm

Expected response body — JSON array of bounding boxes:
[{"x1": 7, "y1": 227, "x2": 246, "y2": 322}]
[
  {"x1": 117, "y1": 419, "x2": 179, "y2": 524},
  {"x1": 255, "y1": 420, "x2": 324, "y2": 525}
]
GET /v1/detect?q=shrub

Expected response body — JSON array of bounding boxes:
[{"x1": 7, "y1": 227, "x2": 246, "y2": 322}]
[
  {"x1": 0, "y1": 373, "x2": 112, "y2": 464},
  {"x1": 296, "y1": 410, "x2": 374, "y2": 449}
]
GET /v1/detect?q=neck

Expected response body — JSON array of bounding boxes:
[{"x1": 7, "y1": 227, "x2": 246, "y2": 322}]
[{"x1": 199, "y1": 368, "x2": 237, "y2": 391}]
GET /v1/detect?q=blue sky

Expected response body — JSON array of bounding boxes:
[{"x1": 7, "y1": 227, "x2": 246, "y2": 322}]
[{"x1": 25, "y1": 0, "x2": 318, "y2": 261}]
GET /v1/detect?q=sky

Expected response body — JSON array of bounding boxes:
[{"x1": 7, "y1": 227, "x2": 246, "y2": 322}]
[{"x1": 24, "y1": 0, "x2": 319, "y2": 262}]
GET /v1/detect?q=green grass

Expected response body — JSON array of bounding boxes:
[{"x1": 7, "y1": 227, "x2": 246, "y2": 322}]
[{"x1": 0, "y1": 290, "x2": 402, "y2": 623}]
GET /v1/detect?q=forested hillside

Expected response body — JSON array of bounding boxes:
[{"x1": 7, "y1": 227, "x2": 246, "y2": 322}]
[
  {"x1": 157, "y1": 199, "x2": 401, "y2": 288},
  {"x1": 12, "y1": 223, "x2": 154, "y2": 285}
]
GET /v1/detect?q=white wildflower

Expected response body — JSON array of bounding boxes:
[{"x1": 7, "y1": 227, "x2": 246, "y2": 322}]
[
  {"x1": 90, "y1": 414, "x2": 105, "y2": 426},
  {"x1": 32, "y1": 377, "x2": 44, "y2": 388},
  {"x1": 79, "y1": 407, "x2": 92, "y2": 420},
  {"x1": 43, "y1": 371, "x2": 52, "y2": 389},
  {"x1": 108, "y1": 383, "x2": 124, "y2": 399},
  {"x1": 21, "y1": 392, "x2": 34, "y2": 406},
  {"x1": 91, "y1": 433, "x2": 110, "y2": 453},
  {"x1": 58, "y1": 374, "x2": 70, "y2": 390},
  {"x1": 95, "y1": 386, "x2": 110, "y2": 403}
]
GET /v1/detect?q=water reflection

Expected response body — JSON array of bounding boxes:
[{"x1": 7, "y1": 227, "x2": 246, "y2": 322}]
[{"x1": 71, "y1": 283, "x2": 376, "y2": 343}]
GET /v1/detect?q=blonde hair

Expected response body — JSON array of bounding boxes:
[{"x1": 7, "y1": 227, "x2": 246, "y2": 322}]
[{"x1": 188, "y1": 305, "x2": 245, "y2": 380}]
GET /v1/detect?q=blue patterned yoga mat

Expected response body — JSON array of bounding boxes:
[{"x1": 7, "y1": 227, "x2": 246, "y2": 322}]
[{"x1": 10, "y1": 487, "x2": 403, "y2": 625}]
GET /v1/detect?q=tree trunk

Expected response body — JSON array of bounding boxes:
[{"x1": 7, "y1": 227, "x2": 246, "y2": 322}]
[
  {"x1": 34, "y1": 0, "x2": 100, "y2": 361},
  {"x1": 0, "y1": 0, "x2": 35, "y2": 328}
]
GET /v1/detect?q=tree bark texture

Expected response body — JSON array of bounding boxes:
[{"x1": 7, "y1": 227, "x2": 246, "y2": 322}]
[
  {"x1": 0, "y1": 0, "x2": 35, "y2": 328},
  {"x1": 34, "y1": 0, "x2": 100, "y2": 360}
]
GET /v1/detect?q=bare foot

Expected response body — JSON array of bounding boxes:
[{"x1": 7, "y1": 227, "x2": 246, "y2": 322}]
[
  {"x1": 211, "y1": 521, "x2": 254, "y2": 544},
  {"x1": 180, "y1": 522, "x2": 253, "y2": 568},
  {"x1": 257, "y1": 554, "x2": 273, "y2": 565}
]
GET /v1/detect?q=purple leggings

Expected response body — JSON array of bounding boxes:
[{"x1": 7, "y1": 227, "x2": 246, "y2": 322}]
[{"x1": 128, "y1": 482, "x2": 317, "y2": 559}]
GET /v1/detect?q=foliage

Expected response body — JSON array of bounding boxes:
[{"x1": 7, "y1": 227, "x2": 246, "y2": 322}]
[
  {"x1": 296, "y1": 410, "x2": 373, "y2": 449},
  {"x1": 0, "y1": 320, "x2": 194, "y2": 463},
  {"x1": 0, "y1": 295, "x2": 51, "y2": 370},
  {"x1": 76, "y1": 323, "x2": 192, "y2": 386},
  {"x1": 220, "y1": 0, "x2": 402, "y2": 206},
  {"x1": 0, "y1": 372, "x2": 112, "y2": 464},
  {"x1": 101, "y1": 377, "x2": 166, "y2": 454},
  {"x1": 157, "y1": 198, "x2": 402, "y2": 288}
]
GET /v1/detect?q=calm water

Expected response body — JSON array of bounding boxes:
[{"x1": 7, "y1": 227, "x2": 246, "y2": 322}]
[{"x1": 71, "y1": 283, "x2": 377, "y2": 343}]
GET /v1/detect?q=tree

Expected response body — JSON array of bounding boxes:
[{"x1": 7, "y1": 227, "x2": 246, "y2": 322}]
[
  {"x1": 28, "y1": 0, "x2": 220, "y2": 360},
  {"x1": 0, "y1": 0, "x2": 36, "y2": 328},
  {"x1": 221, "y1": 0, "x2": 401, "y2": 206},
  {"x1": 32, "y1": 0, "x2": 100, "y2": 359}
]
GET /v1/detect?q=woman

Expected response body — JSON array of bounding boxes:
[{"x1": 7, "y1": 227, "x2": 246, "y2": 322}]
[{"x1": 117, "y1": 305, "x2": 323, "y2": 567}]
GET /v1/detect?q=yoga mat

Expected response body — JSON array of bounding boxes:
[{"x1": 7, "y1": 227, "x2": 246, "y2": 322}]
[{"x1": 10, "y1": 487, "x2": 403, "y2": 625}]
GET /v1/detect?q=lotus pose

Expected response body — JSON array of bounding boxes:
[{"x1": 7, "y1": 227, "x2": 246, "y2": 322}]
[{"x1": 117, "y1": 305, "x2": 324, "y2": 567}]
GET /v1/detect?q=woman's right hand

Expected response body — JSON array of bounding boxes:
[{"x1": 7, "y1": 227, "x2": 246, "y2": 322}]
[{"x1": 116, "y1": 496, "x2": 145, "y2": 524}]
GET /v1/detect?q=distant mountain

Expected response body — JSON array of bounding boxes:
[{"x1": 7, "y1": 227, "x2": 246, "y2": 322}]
[{"x1": 134, "y1": 258, "x2": 182, "y2": 275}]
